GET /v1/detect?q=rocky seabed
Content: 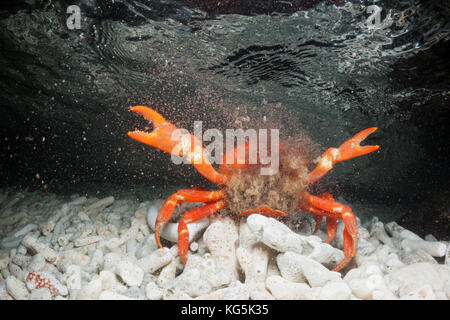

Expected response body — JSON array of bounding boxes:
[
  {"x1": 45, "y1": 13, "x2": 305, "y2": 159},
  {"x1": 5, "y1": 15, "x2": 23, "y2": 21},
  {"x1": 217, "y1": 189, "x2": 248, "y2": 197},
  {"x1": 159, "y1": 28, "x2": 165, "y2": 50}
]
[{"x1": 0, "y1": 190, "x2": 449, "y2": 300}]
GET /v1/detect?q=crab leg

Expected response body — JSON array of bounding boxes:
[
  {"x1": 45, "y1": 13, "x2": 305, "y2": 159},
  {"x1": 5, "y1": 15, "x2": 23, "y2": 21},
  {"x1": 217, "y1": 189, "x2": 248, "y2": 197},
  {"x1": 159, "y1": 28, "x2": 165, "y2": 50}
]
[
  {"x1": 301, "y1": 191, "x2": 358, "y2": 271},
  {"x1": 178, "y1": 200, "x2": 227, "y2": 264},
  {"x1": 308, "y1": 127, "x2": 380, "y2": 184},
  {"x1": 155, "y1": 188, "x2": 226, "y2": 248},
  {"x1": 128, "y1": 106, "x2": 229, "y2": 185},
  {"x1": 304, "y1": 193, "x2": 339, "y2": 243},
  {"x1": 239, "y1": 205, "x2": 288, "y2": 218}
]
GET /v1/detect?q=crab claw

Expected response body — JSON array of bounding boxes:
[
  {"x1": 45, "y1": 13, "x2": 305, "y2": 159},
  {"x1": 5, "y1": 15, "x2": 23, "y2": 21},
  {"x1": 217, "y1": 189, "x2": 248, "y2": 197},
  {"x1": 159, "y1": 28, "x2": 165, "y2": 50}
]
[
  {"x1": 335, "y1": 127, "x2": 380, "y2": 162},
  {"x1": 128, "y1": 106, "x2": 180, "y2": 155},
  {"x1": 129, "y1": 105, "x2": 167, "y2": 127},
  {"x1": 308, "y1": 127, "x2": 380, "y2": 184},
  {"x1": 128, "y1": 105, "x2": 229, "y2": 185}
]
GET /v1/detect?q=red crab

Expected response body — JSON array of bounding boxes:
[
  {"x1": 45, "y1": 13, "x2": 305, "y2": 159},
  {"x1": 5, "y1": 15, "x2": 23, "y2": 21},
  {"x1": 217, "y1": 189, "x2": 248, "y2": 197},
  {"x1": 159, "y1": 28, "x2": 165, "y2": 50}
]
[{"x1": 128, "y1": 106, "x2": 379, "y2": 271}]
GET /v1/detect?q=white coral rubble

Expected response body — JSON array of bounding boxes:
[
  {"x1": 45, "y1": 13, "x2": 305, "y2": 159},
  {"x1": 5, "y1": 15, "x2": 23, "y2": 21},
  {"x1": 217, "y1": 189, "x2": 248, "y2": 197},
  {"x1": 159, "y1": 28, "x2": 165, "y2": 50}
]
[{"x1": 0, "y1": 190, "x2": 448, "y2": 300}]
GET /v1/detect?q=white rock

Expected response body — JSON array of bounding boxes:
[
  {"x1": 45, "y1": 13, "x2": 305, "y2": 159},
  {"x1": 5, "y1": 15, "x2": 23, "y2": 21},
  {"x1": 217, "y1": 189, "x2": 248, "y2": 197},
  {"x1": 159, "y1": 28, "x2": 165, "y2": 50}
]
[
  {"x1": 164, "y1": 254, "x2": 232, "y2": 298},
  {"x1": 29, "y1": 288, "x2": 52, "y2": 300},
  {"x1": 99, "y1": 270, "x2": 118, "y2": 291},
  {"x1": 390, "y1": 263, "x2": 450, "y2": 299},
  {"x1": 401, "y1": 239, "x2": 447, "y2": 257},
  {"x1": 446, "y1": 243, "x2": 450, "y2": 266},
  {"x1": 122, "y1": 286, "x2": 145, "y2": 300},
  {"x1": 246, "y1": 214, "x2": 305, "y2": 253},
  {"x1": 425, "y1": 234, "x2": 438, "y2": 242},
  {"x1": 27, "y1": 253, "x2": 46, "y2": 272},
  {"x1": 99, "y1": 290, "x2": 134, "y2": 300},
  {"x1": 6, "y1": 276, "x2": 29, "y2": 300},
  {"x1": 237, "y1": 219, "x2": 271, "y2": 290},
  {"x1": 370, "y1": 222, "x2": 395, "y2": 248},
  {"x1": 246, "y1": 214, "x2": 343, "y2": 267},
  {"x1": 400, "y1": 284, "x2": 436, "y2": 300},
  {"x1": 13, "y1": 224, "x2": 38, "y2": 238},
  {"x1": 356, "y1": 238, "x2": 378, "y2": 257},
  {"x1": 9, "y1": 263, "x2": 27, "y2": 281},
  {"x1": 145, "y1": 281, "x2": 163, "y2": 300},
  {"x1": 195, "y1": 288, "x2": 228, "y2": 300},
  {"x1": 238, "y1": 218, "x2": 260, "y2": 248},
  {"x1": 277, "y1": 252, "x2": 341, "y2": 287},
  {"x1": 343, "y1": 261, "x2": 391, "y2": 299},
  {"x1": 69, "y1": 196, "x2": 87, "y2": 206},
  {"x1": 85, "y1": 196, "x2": 114, "y2": 214},
  {"x1": 77, "y1": 277, "x2": 102, "y2": 300},
  {"x1": 103, "y1": 252, "x2": 126, "y2": 272},
  {"x1": 374, "y1": 244, "x2": 398, "y2": 266},
  {"x1": 66, "y1": 265, "x2": 81, "y2": 290},
  {"x1": 372, "y1": 289, "x2": 398, "y2": 300},
  {"x1": 347, "y1": 278, "x2": 373, "y2": 300},
  {"x1": 163, "y1": 288, "x2": 193, "y2": 300},
  {"x1": 384, "y1": 253, "x2": 405, "y2": 271},
  {"x1": 267, "y1": 255, "x2": 281, "y2": 277},
  {"x1": 402, "y1": 249, "x2": 437, "y2": 265},
  {"x1": 249, "y1": 285, "x2": 275, "y2": 300},
  {"x1": 126, "y1": 238, "x2": 137, "y2": 257},
  {"x1": 137, "y1": 247, "x2": 172, "y2": 274},
  {"x1": 344, "y1": 260, "x2": 384, "y2": 280},
  {"x1": 434, "y1": 290, "x2": 449, "y2": 300},
  {"x1": 203, "y1": 216, "x2": 239, "y2": 280},
  {"x1": 74, "y1": 236, "x2": 102, "y2": 247},
  {"x1": 56, "y1": 258, "x2": 72, "y2": 274},
  {"x1": 358, "y1": 226, "x2": 370, "y2": 239},
  {"x1": 223, "y1": 281, "x2": 250, "y2": 300},
  {"x1": 63, "y1": 250, "x2": 90, "y2": 267},
  {"x1": 276, "y1": 252, "x2": 307, "y2": 283},
  {"x1": 77, "y1": 211, "x2": 91, "y2": 222},
  {"x1": 265, "y1": 275, "x2": 314, "y2": 300},
  {"x1": 157, "y1": 257, "x2": 178, "y2": 288},
  {"x1": 41, "y1": 262, "x2": 61, "y2": 276},
  {"x1": 0, "y1": 280, "x2": 12, "y2": 300},
  {"x1": 85, "y1": 249, "x2": 104, "y2": 274},
  {"x1": 189, "y1": 241, "x2": 199, "y2": 252},
  {"x1": 105, "y1": 237, "x2": 121, "y2": 252},
  {"x1": 115, "y1": 260, "x2": 144, "y2": 287},
  {"x1": 385, "y1": 222, "x2": 422, "y2": 241},
  {"x1": 22, "y1": 234, "x2": 59, "y2": 264},
  {"x1": 319, "y1": 281, "x2": 352, "y2": 300},
  {"x1": 303, "y1": 236, "x2": 344, "y2": 266},
  {"x1": 0, "y1": 280, "x2": 6, "y2": 295},
  {"x1": 135, "y1": 234, "x2": 158, "y2": 259},
  {"x1": 383, "y1": 274, "x2": 403, "y2": 297},
  {"x1": 11, "y1": 254, "x2": 31, "y2": 269},
  {"x1": 38, "y1": 220, "x2": 55, "y2": 236},
  {"x1": 236, "y1": 245, "x2": 269, "y2": 288},
  {"x1": 0, "y1": 253, "x2": 10, "y2": 270},
  {"x1": 119, "y1": 215, "x2": 146, "y2": 245}
]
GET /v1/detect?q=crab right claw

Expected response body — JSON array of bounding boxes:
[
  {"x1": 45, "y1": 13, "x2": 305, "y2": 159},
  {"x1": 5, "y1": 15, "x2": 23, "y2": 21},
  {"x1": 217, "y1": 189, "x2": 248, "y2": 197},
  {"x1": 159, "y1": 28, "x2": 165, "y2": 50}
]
[
  {"x1": 308, "y1": 127, "x2": 380, "y2": 184},
  {"x1": 335, "y1": 127, "x2": 380, "y2": 162}
]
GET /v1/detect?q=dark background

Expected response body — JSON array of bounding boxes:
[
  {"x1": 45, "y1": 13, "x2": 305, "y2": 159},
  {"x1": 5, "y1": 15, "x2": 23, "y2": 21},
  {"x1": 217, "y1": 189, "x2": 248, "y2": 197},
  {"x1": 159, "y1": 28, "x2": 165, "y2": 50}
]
[{"x1": 0, "y1": 0, "x2": 448, "y2": 239}]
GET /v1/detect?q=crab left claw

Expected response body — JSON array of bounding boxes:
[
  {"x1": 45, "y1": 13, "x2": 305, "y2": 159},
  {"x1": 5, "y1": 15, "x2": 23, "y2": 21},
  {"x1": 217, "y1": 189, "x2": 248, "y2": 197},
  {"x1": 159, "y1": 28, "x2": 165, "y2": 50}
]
[
  {"x1": 128, "y1": 106, "x2": 229, "y2": 185},
  {"x1": 308, "y1": 127, "x2": 379, "y2": 184},
  {"x1": 335, "y1": 127, "x2": 380, "y2": 162}
]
